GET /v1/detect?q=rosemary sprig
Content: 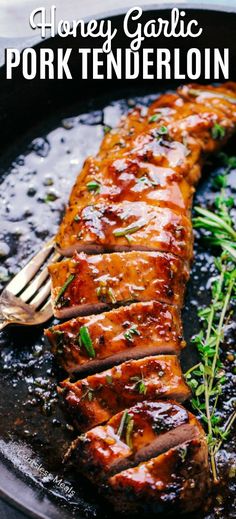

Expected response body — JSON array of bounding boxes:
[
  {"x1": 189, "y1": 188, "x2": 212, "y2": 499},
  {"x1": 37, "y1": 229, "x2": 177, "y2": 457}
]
[{"x1": 186, "y1": 155, "x2": 236, "y2": 483}]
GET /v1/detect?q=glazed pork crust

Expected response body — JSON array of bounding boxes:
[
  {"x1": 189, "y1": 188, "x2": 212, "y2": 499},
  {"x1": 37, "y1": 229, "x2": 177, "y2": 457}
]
[
  {"x1": 108, "y1": 437, "x2": 210, "y2": 514},
  {"x1": 48, "y1": 250, "x2": 189, "y2": 319},
  {"x1": 55, "y1": 83, "x2": 236, "y2": 257},
  {"x1": 46, "y1": 83, "x2": 236, "y2": 513},
  {"x1": 69, "y1": 158, "x2": 194, "y2": 213},
  {"x1": 55, "y1": 201, "x2": 193, "y2": 259},
  {"x1": 73, "y1": 400, "x2": 204, "y2": 481},
  {"x1": 59, "y1": 355, "x2": 191, "y2": 431},
  {"x1": 45, "y1": 301, "x2": 185, "y2": 374}
]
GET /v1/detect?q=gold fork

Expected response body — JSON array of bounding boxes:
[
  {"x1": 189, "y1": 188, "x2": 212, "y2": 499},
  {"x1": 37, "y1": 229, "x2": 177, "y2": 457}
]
[{"x1": 0, "y1": 240, "x2": 61, "y2": 330}]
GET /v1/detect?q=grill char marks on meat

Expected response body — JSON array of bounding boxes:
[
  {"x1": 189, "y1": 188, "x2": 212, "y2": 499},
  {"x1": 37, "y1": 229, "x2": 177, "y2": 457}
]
[
  {"x1": 45, "y1": 301, "x2": 185, "y2": 374},
  {"x1": 59, "y1": 356, "x2": 191, "y2": 431},
  {"x1": 48, "y1": 251, "x2": 189, "y2": 319},
  {"x1": 72, "y1": 400, "x2": 204, "y2": 482},
  {"x1": 108, "y1": 438, "x2": 210, "y2": 514}
]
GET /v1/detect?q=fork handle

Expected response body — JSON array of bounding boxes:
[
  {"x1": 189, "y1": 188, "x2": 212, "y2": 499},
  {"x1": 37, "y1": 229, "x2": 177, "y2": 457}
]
[{"x1": 0, "y1": 319, "x2": 9, "y2": 331}]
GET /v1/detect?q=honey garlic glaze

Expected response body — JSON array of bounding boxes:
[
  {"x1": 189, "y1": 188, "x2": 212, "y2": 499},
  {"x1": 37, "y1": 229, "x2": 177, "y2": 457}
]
[{"x1": 0, "y1": 91, "x2": 235, "y2": 518}]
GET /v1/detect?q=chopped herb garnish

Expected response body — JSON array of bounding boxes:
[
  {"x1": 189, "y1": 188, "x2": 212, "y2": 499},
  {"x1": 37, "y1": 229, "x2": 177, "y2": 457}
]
[
  {"x1": 125, "y1": 417, "x2": 134, "y2": 449},
  {"x1": 86, "y1": 181, "x2": 100, "y2": 193},
  {"x1": 179, "y1": 446, "x2": 187, "y2": 462},
  {"x1": 113, "y1": 223, "x2": 146, "y2": 239},
  {"x1": 138, "y1": 176, "x2": 152, "y2": 186},
  {"x1": 117, "y1": 411, "x2": 134, "y2": 449},
  {"x1": 87, "y1": 390, "x2": 93, "y2": 402},
  {"x1": 55, "y1": 274, "x2": 75, "y2": 306},
  {"x1": 130, "y1": 375, "x2": 147, "y2": 395},
  {"x1": 157, "y1": 125, "x2": 168, "y2": 135},
  {"x1": 148, "y1": 113, "x2": 161, "y2": 123},
  {"x1": 74, "y1": 214, "x2": 80, "y2": 222},
  {"x1": 124, "y1": 325, "x2": 140, "y2": 342},
  {"x1": 106, "y1": 375, "x2": 113, "y2": 384},
  {"x1": 81, "y1": 387, "x2": 94, "y2": 401},
  {"x1": 103, "y1": 125, "x2": 111, "y2": 134},
  {"x1": 138, "y1": 380, "x2": 146, "y2": 394},
  {"x1": 96, "y1": 286, "x2": 102, "y2": 298},
  {"x1": 154, "y1": 126, "x2": 169, "y2": 141},
  {"x1": 117, "y1": 410, "x2": 129, "y2": 438},
  {"x1": 136, "y1": 176, "x2": 158, "y2": 188},
  {"x1": 211, "y1": 123, "x2": 226, "y2": 140},
  {"x1": 107, "y1": 287, "x2": 116, "y2": 304},
  {"x1": 79, "y1": 326, "x2": 96, "y2": 358},
  {"x1": 44, "y1": 192, "x2": 58, "y2": 203},
  {"x1": 125, "y1": 234, "x2": 132, "y2": 244},
  {"x1": 96, "y1": 283, "x2": 116, "y2": 304}
]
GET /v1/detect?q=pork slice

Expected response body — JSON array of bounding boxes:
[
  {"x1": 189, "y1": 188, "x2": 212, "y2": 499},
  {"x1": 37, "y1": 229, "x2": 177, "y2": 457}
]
[
  {"x1": 48, "y1": 250, "x2": 189, "y2": 319},
  {"x1": 45, "y1": 300, "x2": 185, "y2": 374},
  {"x1": 55, "y1": 201, "x2": 193, "y2": 259},
  {"x1": 108, "y1": 437, "x2": 210, "y2": 514},
  {"x1": 72, "y1": 400, "x2": 204, "y2": 481},
  {"x1": 69, "y1": 155, "x2": 193, "y2": 215},
  {"x1": 59, "y1": 355, "x2": 191, "y2": 431}
]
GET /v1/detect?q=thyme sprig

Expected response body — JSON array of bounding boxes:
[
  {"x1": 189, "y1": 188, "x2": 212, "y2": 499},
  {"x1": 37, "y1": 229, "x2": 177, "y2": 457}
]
[
  {"x1": 193, "y1": 206, "x2": 236, "y2": 260},
  {"x1": 186, "y1": 155, "x2": 236, "y2": 483},
  {"x1": 193, "y1": 157, "x2": 236, "y2": 261}
]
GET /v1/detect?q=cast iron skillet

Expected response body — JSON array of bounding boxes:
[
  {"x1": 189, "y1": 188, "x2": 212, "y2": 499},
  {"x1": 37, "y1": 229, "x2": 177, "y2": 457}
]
[{"x1": 0, "y1": 4, "x2": 236, "y2": 519}]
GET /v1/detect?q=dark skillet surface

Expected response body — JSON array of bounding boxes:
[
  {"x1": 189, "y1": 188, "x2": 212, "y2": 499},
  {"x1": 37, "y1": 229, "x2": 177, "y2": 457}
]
[
  {"x1": 0, "y1": 500, "x2": 28, "y2": 519},
  {"x1": 0, "y1": 87, "x2": 235, "y2": 519}
]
